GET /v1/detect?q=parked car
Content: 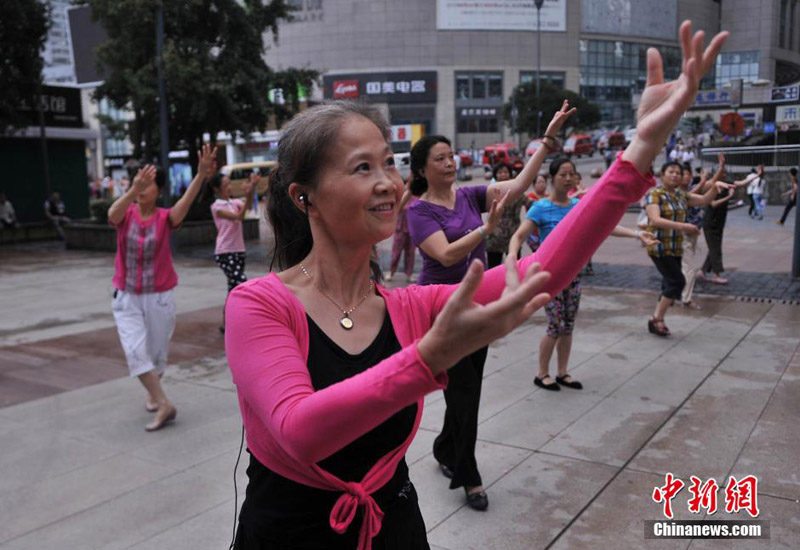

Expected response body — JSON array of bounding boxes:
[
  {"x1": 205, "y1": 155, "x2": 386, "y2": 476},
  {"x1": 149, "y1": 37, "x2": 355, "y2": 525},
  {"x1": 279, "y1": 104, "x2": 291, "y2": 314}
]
[
  {"x1": 524, "y1": 138, "x2": 561, "y2": 159},
  {"x1": 562, "y1": 134, "x2": 595, "y2": 158},
  {"x1": 598, "y1": 131, "x2": 625, "y2": 151},
  {"x1": 222, "y1": 161, "x2": 276, "y2": 196},
  {"x1": 482, "y1": 142, "x2": 524, "y2": 173},
  {"x1": 624, "y1": 127, "x2": 637, "y2": 146},
  {"x1": 393, "y1": 152, "x2": 411, "y2": 180}
]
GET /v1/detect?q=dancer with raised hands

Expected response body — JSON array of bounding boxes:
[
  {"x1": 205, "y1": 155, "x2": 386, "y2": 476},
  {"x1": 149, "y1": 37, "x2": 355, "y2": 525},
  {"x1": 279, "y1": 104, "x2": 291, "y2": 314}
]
[
  {"x1": 406, "y1": 101, "x2": 574, "y2": 511},
  {"x1": 507, "y1": 157, "x2": 658, "y2": 391},
  {"x1": 108, "y1": 144, "x2": 217, "y2": 431},
  {"x1": 225, "y1": 21, "x2": 727, "y2": 549}
]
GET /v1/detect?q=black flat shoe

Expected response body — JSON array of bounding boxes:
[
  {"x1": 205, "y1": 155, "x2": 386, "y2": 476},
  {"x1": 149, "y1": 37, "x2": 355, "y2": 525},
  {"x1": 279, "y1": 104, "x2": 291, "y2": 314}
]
[
  {"x1": 556, "y1": 375, "x2": 583, "y2": 390},
  {"x1": 465, "y1": 488, "x2": 488, "y2": 511},
  {"x1": 534, "y1": 375, "x2": 561, "y2": 391},
  {"x1": 439, "y1": 463, "x2": 454, "y2": 479}
]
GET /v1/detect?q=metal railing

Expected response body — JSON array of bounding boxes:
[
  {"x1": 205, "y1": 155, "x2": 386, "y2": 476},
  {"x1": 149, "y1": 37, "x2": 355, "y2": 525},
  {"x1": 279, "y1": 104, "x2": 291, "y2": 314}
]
[{"x1": 698, "y1": 144, "x2": 800, "y2": 173}]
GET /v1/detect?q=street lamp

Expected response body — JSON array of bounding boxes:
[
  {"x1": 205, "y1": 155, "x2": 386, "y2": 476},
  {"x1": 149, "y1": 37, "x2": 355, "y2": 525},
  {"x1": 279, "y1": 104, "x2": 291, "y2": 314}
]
[{"x1": 534, "y1": 0, "x2": 544, "y2": 138}]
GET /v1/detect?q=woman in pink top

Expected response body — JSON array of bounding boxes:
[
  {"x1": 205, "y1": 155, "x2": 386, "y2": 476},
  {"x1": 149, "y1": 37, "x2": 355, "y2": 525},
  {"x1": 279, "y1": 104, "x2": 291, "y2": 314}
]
[
  {"x1": 108, "y1": 144, "x2": 216, "y2": 432},
  {"x1": 225, "y1": 22, "x2": 726, "y2": 550},
  {"x1": 210, "y1": 171, "x2": 257, "y2": 331}
]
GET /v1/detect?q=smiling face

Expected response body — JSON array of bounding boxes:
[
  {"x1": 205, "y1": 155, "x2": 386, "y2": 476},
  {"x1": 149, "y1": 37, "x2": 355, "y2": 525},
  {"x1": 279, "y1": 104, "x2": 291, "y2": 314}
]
[
  {"x1": 307, "y1": 115, "x2": 403, "y2": 245},
  {"x1": 422, "y1": 142, "x2": 456, "y2": 189},
  {"x1": 495, "y1": 165, "x2": 511, "y2": 182}
]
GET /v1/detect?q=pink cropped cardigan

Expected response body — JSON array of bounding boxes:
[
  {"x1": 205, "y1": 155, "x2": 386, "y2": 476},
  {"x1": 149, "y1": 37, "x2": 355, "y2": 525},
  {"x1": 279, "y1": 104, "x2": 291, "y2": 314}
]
[{"x1": 225, "y1": 157, "x2": 655, "y2": 549}]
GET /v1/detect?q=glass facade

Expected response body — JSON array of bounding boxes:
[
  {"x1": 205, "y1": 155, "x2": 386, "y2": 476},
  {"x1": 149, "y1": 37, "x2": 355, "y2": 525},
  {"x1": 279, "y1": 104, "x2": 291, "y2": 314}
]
[
  {"x1": 579, "y1": 39, "x2": 680, "y2": 126},
  {"x1": 99, "y1": 98, "x2": 133, "y2": 158},
  {"x1": 714, "y1": 51, "x2": 760, "y2": 88},
  {"x1": 455, "y1": 72, "x2": 504, "y2": 100},
  {"x1": 520, "y1": 71, "x2": 566, "y2": 89}
]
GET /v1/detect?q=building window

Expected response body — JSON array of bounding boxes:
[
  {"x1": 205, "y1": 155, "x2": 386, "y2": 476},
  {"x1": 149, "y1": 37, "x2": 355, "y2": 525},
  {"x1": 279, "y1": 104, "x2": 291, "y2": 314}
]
[
  {"x1": 519, "y1": 71, "x2": 566, "y2": 89},
  {"x1": 579, "y1": 39, "x2": 680, "y2": 125},
  {"x1": 714, "y1": 51, "x2": 760, "y2": 88},
  {"x1": 456, "y1": 107, "x2": 501, "y2": 134},
  {"x1": 780, "y1": 0, "x2": 788, "y2": 49},
  {"x1": 454, "y1": 72, "x2": 504, "y2": 101}
]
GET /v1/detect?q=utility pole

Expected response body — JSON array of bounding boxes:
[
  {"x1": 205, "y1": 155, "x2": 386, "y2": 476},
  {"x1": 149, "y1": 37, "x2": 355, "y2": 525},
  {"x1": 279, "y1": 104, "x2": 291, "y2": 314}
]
[
  {"x1": 534, "y1": 0, "x2": 544, "y2": 138},
  {"x1": 155, "y1": 1, "x2": 171, "y2": 205}
]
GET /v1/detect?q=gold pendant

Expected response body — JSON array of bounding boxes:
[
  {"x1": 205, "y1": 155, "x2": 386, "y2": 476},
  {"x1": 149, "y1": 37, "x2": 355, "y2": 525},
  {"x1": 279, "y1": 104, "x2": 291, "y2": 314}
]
[{"x1": 340, "y1": 315, "x2": 354, "y2": 330}]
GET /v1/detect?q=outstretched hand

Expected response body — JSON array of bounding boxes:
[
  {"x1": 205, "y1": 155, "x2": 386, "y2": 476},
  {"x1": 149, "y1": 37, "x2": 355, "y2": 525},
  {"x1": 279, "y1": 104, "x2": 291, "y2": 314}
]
[
  {"x1": 624, "y1": 21, "x2": 728, "y2": 174},
  {"x1": 638, "y1": 231, "x2": 660, "y2": 247},
  {"x1": 132, "y1": 165, "x2": 157, "y2": 193},
  {"x1": 544, "y1": 99, "x2": 577, "y2": 138},
  {"x1": 485, "y1": 189, "x2": 511, "y2": 232},
  {"x1": 418, "y1": 258, "x2": 551, "y2": 375},
  {"x1": 197, "y1": 143, "x2": 218, "y2": 178}
]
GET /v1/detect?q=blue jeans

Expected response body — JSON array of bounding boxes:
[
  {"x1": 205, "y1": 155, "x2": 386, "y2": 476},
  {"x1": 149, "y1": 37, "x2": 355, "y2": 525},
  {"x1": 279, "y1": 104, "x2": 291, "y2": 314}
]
[{"x1": 752, "y1": 193, "x2": 764, "y2": 218}]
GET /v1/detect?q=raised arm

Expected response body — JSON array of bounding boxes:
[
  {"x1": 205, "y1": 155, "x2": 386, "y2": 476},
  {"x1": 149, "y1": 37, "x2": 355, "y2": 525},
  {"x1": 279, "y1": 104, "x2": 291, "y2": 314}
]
[
  {"x1": 508, "y1": 218, "x2": 537, "y2": 259},
  {"x1": 415, "y1": 190, "x2": 509, "y2": 267},
  {"x1": 489, "y1": 100, "x2": 576, "y2": 208},
  {"x1": 622, "y1": 22, "x2": 728, "y2": 175},
  {"x1": 108, "y1": 165, "x2": 156, "y2": 226},
  {"x1": 441, "y1": 20, "x2": 727, "y2": 305},
  {"x1": 688, "y1": 180, "x2": 732, "y2": 207},
  {"x1": 168, "y1": 144, "x2": 217, "y2": 228}
]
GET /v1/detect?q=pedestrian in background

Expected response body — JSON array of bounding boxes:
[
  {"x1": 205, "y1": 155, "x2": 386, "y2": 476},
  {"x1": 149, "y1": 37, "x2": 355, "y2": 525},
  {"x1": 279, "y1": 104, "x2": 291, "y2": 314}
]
[
  {"x1": 107, "y1": 144, "x2": 216, "y2": 431},
  {"x1": 486, "y1": 163, "x2": 532, "y2": 269},
  {"x1": 777, "y1": 167, "x2": 798, "y2": 226},
  {"x1": 210, "y1": 169, "x2": 257, "y2": 332},
  {"x1": 750, "y1": 165, "x2": 766, "y2": 220},
  {"x1": 386, "y1": 175, "x2": 417, "y2": 282},
  {"x1": 44, "y1": 191, "x2": 70, "y2": 240},
  {"x1": 0, "y1": 192, "x2": 19, "y2": 229}
]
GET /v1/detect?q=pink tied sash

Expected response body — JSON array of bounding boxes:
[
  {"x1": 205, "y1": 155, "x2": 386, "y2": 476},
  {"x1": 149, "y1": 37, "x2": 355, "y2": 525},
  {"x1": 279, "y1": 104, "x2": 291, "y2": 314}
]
[{"x1": 329, "y1": 481, "x2": 385, "y2": 550}]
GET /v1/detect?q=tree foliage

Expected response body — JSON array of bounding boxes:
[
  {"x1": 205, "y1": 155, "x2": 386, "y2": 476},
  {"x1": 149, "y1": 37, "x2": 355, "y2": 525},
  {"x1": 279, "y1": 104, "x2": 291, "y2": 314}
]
[
  {"x1": 505, "y1": 82, "x2": 601, "y2": 136},
  {"x1": 82, "y1": 0, "x2": 317, "y2": 166},
  {"x1": 0, "y1": 0, "x2": 49, "y2": 132}
]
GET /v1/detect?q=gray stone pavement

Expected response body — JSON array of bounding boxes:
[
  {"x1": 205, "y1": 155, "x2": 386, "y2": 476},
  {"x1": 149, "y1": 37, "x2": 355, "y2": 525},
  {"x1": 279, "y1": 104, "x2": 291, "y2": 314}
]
[
  {"x1": 1, "y1": 288, "x2": 799, "y2": 549},
  {"x1": 1, "y1": 191, "x2": 799, "y2": 548}
]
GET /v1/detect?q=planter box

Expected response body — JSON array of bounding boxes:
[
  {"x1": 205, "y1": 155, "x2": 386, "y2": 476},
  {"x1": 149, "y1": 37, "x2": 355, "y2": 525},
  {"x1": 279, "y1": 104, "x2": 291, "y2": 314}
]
[{"x1": 64, "y1": 218, "x2": 259, "y2": 252}]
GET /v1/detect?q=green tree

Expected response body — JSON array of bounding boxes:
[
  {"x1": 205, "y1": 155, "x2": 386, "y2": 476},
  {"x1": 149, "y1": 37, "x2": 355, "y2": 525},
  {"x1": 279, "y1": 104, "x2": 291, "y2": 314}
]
[
  {"x1": 83, "y1": 0, "x2": 317, "y2": 170},
  {"x1": 505, "y1": 82, "x2": 601, "y2": 137},
  {"x1": 0, "y1": 0, "x2": 49, "y2": 132}
]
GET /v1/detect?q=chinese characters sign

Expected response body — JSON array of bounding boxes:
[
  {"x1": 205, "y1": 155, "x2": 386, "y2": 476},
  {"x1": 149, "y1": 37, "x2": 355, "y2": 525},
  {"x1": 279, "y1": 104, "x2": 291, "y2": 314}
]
[
  {"x1": 323, "y1": 72, "x2": 437, "y2": 103},
  {"x1": 17, "y1": 85, "x2": 83, "y2": 128},
  {"x1": 437, "y1": 0, "x2": 566, "y2": 32},
  {"x1": 776, "y1": 105, "x2": 800, "y2": 124},
  {"x1": 694, "y1": 90, "x2": 731, "y2": 106},
  {"x1": 771, "y1": 85, "x2": 799, "y2": 103}
]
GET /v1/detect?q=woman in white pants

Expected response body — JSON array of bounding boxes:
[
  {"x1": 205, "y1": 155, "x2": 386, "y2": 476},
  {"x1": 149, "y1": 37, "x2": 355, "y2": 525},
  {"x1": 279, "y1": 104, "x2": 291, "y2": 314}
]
[{"x1": 108, "y1": 145, "x2": 216, "y2": 431}]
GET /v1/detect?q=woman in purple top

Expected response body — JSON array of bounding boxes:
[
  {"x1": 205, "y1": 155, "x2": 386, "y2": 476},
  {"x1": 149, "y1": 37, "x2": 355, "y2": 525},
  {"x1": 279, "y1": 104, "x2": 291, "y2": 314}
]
[{"x1": 407, "y1": 103, "x2": 576, "y2": 510}]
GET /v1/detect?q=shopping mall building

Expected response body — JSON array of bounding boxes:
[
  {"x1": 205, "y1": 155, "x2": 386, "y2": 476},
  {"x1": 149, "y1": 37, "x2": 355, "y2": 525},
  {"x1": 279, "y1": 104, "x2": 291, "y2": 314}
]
[{"x1": 265, "y1": 0, "x2": 800, "y2": 150}]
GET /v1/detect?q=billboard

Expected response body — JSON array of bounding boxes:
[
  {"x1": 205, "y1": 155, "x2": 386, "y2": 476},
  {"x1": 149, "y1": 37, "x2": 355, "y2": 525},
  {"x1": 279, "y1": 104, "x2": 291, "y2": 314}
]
[
  {"x1": 437, "y1": 0, "x2": 567, "y2": 32},
  {"x1": 581, "y1": 0, "x2": 677, "y2": 41},
  {"x1": 322, "y1": 72, "x2": 438, "y2": 104}
]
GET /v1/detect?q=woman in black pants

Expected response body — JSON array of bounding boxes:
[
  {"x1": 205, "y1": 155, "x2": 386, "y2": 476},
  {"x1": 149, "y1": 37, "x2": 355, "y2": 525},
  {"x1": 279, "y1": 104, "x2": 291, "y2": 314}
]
[{"x1": 406, "y1": 105, "x2": 575, "y2": 510}]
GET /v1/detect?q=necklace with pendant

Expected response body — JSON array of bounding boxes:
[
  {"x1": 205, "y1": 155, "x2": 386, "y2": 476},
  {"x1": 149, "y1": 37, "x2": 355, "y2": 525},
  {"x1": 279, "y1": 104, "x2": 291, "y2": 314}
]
[{"x1": 299, "y1": 263, "x2": 374, "y2": 330}]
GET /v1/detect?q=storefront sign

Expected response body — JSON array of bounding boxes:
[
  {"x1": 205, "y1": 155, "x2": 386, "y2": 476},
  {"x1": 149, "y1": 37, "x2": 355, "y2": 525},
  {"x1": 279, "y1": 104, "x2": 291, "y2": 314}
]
[
  {"x1": 694, "y1": 90, "x2": 730, "y2": 106},
  {"x1": 771, "y1": 85, "x2": 799, "y2": 103},
  {"x1": 437, "y1": 0, "x2": 566, "y2": 32},
  {"x1": 17, "y1": 85, "x2": 83, "y2": 128},
  {"x1": 776, "y1": 104, "x2": 800, "y2": 124},
  {"x1": 323, "y1": 72, "x2": 437, "y2": 103}
]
